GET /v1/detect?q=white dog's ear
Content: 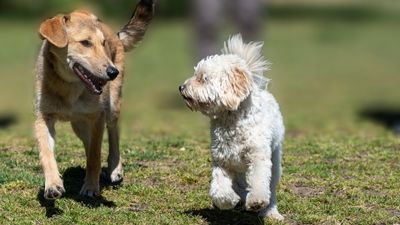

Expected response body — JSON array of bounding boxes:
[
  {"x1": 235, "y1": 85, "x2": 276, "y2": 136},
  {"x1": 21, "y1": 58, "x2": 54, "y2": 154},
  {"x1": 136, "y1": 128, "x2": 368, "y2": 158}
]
[
  {"x1": 222, "y1": 68, "x2": 252, "y2": 110},
  {"x1": 39, "y1": 15, "x2": 68, "y2": 48}
]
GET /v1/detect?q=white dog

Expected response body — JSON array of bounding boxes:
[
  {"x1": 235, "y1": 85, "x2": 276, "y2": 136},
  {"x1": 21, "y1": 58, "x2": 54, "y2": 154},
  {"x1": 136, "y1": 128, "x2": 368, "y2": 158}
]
[{"x1": 179, "y1": 34, "x2": 284, "y2": 220}]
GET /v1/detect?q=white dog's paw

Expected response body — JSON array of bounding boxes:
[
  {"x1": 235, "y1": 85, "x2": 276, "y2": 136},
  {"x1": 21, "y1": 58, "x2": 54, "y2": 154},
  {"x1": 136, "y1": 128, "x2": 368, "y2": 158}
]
[
  {"x1": 211, "y1": 190, "x2": 241, "y2": 210},
  {"x1": 212, "y1": 196, "x2": 240, "y2": 210},
  {"x1": 80, "y1": 182, "x2": 100, "y2": 197},
  {"x1": 260, "y1": 206, "x2": 284, "y2": 221},
  {"x1": 245, "y1": 193, "x2": 269, "y2": 212},
  {"x1": 267, "y1": 211, "x2": 284, "y2": 221},
  {"x1": 108, "y1": 164, "x2": 124, "y2": 184}
]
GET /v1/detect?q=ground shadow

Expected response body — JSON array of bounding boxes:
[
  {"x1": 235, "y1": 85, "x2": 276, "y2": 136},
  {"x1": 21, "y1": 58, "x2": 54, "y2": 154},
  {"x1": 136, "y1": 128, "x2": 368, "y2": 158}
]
[
  {"x1": 37, "y1": 166, "x2": 120, "y2": 218},
  {"x1": 0, "y1": 114, "x2": 16, "y2": 129},
  {"x1": 37, "y1": 191, "x2": 64, "y2": 218},
  {"x1": 185, "y1": 208, "x2": 264, "y2": 225},
  {"x1": 359, "y1": 106, "x2": 400, "y2": 134}
]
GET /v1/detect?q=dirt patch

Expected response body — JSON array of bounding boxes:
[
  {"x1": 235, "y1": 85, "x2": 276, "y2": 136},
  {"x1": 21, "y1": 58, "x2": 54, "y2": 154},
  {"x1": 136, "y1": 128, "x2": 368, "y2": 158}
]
[
  {"x1": 0, "y1": 146, "x2": 29, "y2": 152},
  {"x1": 129, "y1": 202, "x2": 148, "y2": 212},
  {"x1": 136, "y1": 159, "x2": 183, "y2": 170},
  {"x1": 362, "y1": 188, "x2": 387, "y2": 198},
  {"x1": 365, "y1": 204, "x2": 400, "y2": 217},
  {"x1": 289, "y1": 184, "x2": 324, "y2": 197},
  {"x1": 386, "y1": 208, "x2": 400, "y2": 217}
]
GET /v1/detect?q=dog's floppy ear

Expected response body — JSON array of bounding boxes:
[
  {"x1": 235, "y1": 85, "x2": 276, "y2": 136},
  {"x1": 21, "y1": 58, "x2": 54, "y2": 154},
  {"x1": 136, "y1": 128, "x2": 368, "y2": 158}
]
[
  {"x1": 222, "y1": 68, "x2": 252, "y2": 110},
  {"x1": 39, "y1": 15, "x2": 68, "y2": 48}
]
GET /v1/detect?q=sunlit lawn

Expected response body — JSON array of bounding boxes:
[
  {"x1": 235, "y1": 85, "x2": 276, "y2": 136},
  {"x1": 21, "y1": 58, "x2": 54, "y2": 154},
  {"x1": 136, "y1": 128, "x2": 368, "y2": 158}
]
[{"x1": 0, "y1": 8, "x2": 399, "y2": 224}]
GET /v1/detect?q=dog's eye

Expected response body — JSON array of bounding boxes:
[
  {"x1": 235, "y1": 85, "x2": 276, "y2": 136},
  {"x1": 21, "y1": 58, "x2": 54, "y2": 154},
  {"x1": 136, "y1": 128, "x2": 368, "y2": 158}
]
[
  {"x1": 80, "y1": 40, "x2": 92, "y2": 47},
  {"x1": 204, "y1": 76, "x2": 208, "y2": 81}
]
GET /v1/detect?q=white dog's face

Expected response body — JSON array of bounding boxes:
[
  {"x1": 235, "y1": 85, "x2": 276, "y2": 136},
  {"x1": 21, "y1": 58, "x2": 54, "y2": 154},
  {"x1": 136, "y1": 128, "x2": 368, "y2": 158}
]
[{"x1": 179, "y1": 55, "x2": 252, "y2": 116}]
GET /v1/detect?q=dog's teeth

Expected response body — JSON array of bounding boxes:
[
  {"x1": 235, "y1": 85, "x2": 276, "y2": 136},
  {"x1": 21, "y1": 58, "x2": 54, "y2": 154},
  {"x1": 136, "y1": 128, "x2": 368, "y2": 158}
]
[{"x1": 72, "y1": 64, "x2": 105, "y2": 94}]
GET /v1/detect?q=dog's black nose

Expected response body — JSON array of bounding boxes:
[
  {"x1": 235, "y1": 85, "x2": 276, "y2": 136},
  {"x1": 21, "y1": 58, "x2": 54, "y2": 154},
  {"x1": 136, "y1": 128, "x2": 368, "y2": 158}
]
[
  {"x1": 179, "y1": 85, "x2": 185, "y2": 92},
  {"x1": 106, "y1": 66, "x2": 119, "y2": 80}
]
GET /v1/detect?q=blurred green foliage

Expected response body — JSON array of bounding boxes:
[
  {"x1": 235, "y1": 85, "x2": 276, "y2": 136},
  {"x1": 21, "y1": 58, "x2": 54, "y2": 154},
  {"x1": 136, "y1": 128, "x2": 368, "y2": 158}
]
[
  {"x1": 0, "y1": 0, "x2": 189, "y2": 18},
  {"x1": 1, "y1": 0, "x2": 399, "y2": 24},
  {"x1": 0, "y1": 0, "x2": 81, "y2": 17}
]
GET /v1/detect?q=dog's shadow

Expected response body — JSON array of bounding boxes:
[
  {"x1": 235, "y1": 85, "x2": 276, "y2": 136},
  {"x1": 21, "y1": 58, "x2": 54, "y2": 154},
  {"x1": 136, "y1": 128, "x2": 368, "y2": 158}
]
[
  {"x1": 37, "y1": 166, "x2": 119, "y2": 218},
  {"x1": 185, "y1": 207, "x2": 264, "y2": 225}
]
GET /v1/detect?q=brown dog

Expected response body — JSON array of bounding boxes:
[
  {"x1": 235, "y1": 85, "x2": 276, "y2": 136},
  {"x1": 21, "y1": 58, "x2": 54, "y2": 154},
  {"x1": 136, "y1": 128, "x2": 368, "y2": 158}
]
[{"x1": 35, "y1": 0, "x2": 154, "y2": 199}]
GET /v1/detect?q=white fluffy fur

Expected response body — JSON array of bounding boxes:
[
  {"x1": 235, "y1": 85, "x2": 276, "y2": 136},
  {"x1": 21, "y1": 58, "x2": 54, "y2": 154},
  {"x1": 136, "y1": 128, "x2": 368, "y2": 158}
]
[
  {"x1": 180, "y1": 34, "x2": 284, "y2": 220},
  {"x1": 222, "y1": 34, "x2": 271, "y2": 89}
]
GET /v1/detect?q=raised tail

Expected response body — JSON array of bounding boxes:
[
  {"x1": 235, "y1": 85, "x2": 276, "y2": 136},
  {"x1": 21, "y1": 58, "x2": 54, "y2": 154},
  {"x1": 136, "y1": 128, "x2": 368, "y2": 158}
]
[{"x1": 118, "y1": 0, "x2": 155, "y2": 52}]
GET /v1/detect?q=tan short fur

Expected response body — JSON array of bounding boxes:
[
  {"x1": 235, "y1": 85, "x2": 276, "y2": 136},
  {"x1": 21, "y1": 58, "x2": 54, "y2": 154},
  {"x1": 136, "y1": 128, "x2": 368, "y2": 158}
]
[{"x1": 35, "y1": 0, "x2": 154, "y2": 199}]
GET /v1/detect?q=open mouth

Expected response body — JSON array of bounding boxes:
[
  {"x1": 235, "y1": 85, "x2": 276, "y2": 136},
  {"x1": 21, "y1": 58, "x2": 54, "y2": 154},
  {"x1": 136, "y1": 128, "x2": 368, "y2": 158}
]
[
  {"x1": 72, "y1": 63, "x2": 107, "y2": 95},
  {"x1": 181, "y1": 94, "x2": 195, "y2": 111}
]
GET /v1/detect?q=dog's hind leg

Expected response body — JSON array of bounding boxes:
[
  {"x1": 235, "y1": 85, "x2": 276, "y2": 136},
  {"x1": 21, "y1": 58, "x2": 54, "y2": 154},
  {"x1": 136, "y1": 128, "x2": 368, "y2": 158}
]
[
  {"x1": 35, "y1": 115, "x2": 65, "y2": 199},
  {"x1": 259, "y1": 143, "x2": 284, "y2": 221},
  {"x1": 80, "y1": 113, "x2": 104, "y2": 197}
]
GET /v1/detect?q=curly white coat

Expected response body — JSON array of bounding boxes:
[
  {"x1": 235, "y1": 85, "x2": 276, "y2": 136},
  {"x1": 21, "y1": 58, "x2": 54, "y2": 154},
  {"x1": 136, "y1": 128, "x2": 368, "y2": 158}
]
[{"x1": 180, "y1": 34, "x2": 284, "y2": 220}]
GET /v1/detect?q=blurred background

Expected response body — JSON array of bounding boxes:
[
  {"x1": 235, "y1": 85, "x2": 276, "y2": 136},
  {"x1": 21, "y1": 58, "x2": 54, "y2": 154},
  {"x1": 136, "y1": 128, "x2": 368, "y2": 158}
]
[
  {"x1": 0, "y1": 0, "x2": 400, "y2": 141},
  {"x1": 2, "y1": 2, "x2": 400, "y2": 223}
]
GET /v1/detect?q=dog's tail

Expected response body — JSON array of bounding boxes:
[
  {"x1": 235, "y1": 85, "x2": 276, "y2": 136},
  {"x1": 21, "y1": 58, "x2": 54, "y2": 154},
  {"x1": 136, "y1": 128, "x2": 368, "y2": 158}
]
[
  {"x1": 117, "y1": 0, "x2": 155, "y2": 52},
  {"x1": 222, "y1": 34, "x2": 270, "y2": 88}
]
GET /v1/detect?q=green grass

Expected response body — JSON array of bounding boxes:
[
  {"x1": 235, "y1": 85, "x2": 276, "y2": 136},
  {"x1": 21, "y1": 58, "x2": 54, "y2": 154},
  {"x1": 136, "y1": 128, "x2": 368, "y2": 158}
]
[{"x1": 1, "y1": 8, "x2": 400, "y2": 224}]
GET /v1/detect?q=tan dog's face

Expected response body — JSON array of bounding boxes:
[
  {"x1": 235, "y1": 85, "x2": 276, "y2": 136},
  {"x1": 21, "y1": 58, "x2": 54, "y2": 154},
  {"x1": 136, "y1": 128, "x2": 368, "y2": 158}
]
[
  {"x1": 39, "y1": 11, "x2": 119, "y2": 95},
  {"x1": 179, "y1": 55, "x2": 252, "y2": 116}
]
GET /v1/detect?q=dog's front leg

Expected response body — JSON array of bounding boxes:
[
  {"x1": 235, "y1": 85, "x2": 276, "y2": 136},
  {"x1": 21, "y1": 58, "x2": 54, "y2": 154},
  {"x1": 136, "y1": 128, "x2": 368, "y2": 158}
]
[
  {"x1": 210, "y1": 166, "x2": 240, "y2": 210},
  {"x1": 106, "y1": 120, "x2": 123, "y2": 183},
  {"x1": 106, "y1": 78, "x2": 123, "y2": 184},
  {"x1": 35, "y1": 115, "x2": 65, "y2": 199},
  {"x1": 245, "y1": 150, "x2": 272, "y2": 212},
  {"x1": 80, "y1": 113, "x2": 104, "y2": 197}
]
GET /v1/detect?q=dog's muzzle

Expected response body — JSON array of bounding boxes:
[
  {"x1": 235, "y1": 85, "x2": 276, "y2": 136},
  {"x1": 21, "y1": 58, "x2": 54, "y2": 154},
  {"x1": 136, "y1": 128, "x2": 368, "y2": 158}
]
[
  {"x1": 179, "y1": 85, "x2": 196, "y2": 111},
  {"x1": 72, "y1": 63, "x2": 107, "y2": 95}
]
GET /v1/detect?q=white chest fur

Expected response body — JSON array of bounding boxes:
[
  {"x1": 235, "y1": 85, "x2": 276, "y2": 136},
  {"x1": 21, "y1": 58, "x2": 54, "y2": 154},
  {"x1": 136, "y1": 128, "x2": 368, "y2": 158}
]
[{"x1": 209, "y1": 91, "x2": 283, "y2": 172}]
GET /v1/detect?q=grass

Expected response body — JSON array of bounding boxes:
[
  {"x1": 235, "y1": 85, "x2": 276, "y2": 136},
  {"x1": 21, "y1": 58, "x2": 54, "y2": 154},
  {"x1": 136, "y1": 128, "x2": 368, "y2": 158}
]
[{"x1": 1, "y1": 5, "x2": 400, "y2": 224}]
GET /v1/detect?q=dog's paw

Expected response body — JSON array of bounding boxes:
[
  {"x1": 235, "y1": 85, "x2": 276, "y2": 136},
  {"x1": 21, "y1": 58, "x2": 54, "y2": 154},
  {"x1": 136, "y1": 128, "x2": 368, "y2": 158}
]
[
  {"x1": 80, "y1": 182, "x2": 100, "y2": 197},
  {"x1": 267, "y1": 211, "x2": 284, "y2": 221},
  {"x1": 44, "y1": 183, "x2": 65, "y2": 200},
  {"x1": 213, "y1": 196, "x2": 240, "y2": 210},
  {"x1": 211, "y1": 190, "x2": 240, "y2": 210},
  {"x1": 260, "y1": 206, "x2": 284, "y2": 221},
  {"x1": 108, "y1": 164, "x2": 124, "y2": 184},
  {"x1": 245, "y1": 193, "x2": 269, "y2": 212}
]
